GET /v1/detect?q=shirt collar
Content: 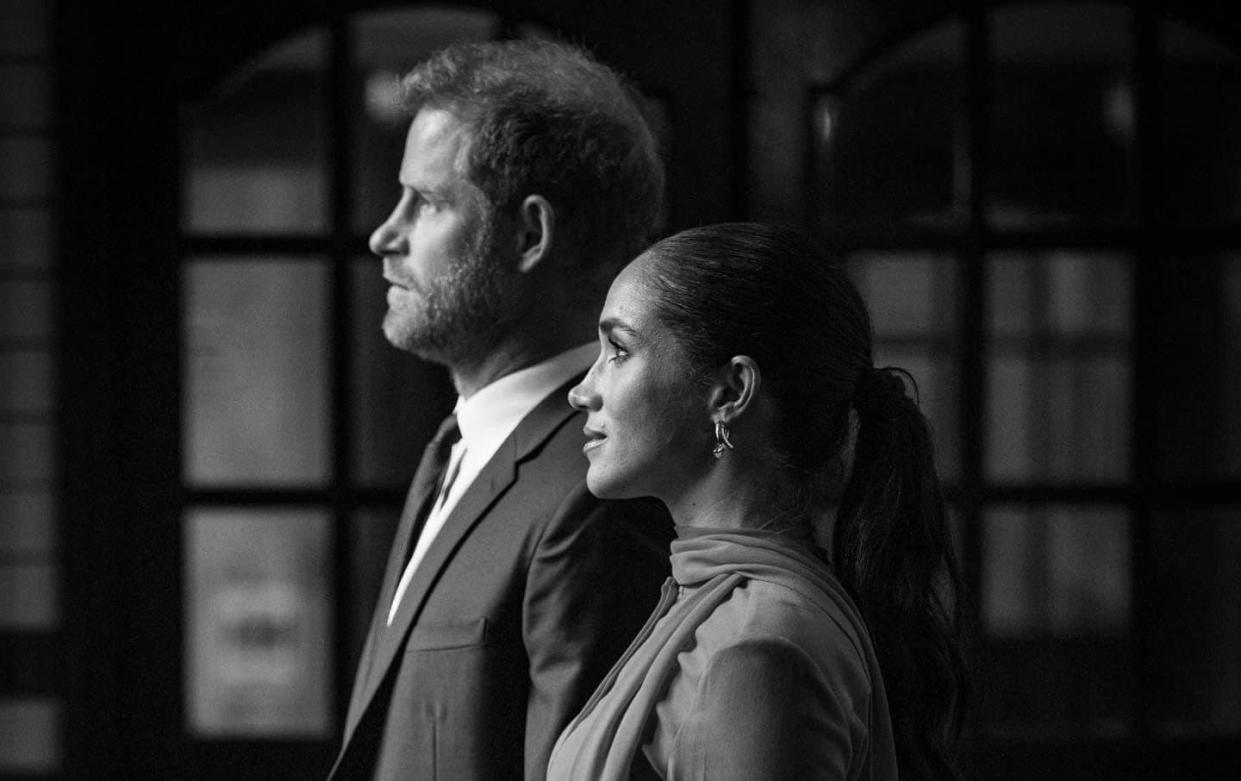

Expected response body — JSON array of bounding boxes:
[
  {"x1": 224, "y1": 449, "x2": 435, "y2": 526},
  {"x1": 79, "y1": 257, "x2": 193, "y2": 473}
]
[{"x1": 453, "y1": 342, "x2": 597, "y2": 451}]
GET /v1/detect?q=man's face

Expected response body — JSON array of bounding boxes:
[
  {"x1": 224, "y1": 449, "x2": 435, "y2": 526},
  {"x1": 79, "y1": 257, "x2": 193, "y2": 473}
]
[{"x1": 370, "y1": 107, "x2": 520, "y2": 366}]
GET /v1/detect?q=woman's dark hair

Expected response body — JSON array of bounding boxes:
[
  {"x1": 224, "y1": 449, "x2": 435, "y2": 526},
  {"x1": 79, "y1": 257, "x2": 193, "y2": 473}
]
[{"x1": 641, "y1": 222, "x2": 968, "y2": 780}]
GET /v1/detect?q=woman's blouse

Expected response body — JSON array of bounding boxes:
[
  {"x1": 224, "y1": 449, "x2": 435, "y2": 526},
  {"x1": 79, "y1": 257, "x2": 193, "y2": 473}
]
[{"x1": 546, "y1": 526, "x2": 897, "y2": 781}]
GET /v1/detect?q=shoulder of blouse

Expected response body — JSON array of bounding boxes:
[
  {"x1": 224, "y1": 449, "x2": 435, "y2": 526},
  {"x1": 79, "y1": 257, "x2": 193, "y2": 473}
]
[{"x1": 667, "y1": 636, "x2": 869, "y2": 780}]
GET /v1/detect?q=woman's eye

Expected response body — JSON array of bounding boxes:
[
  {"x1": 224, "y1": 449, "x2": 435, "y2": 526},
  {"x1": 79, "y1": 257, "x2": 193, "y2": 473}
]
[{"x1": 606, "y1": 340, "x2": 629, "y2": 364}]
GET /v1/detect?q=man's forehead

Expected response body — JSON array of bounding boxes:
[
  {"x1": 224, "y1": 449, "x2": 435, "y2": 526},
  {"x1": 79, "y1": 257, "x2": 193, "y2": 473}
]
[{"x1": 399, "y1": 107, "x2": 474, "y2": 187}]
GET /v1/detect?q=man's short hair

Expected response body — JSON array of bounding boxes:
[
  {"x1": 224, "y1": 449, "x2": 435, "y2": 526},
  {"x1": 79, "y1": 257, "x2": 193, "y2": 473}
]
[{"x1": 400, "y1": 40, "x2": 665, "y2": 291}]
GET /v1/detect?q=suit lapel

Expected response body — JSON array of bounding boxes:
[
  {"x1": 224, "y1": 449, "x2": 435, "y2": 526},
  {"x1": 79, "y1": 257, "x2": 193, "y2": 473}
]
[
  {"x1": 343, "y1": 475, "x2": 440, "y2": 732},
  {"x1": 342, "y1": 379, "x2": 583, "y2": 746}
]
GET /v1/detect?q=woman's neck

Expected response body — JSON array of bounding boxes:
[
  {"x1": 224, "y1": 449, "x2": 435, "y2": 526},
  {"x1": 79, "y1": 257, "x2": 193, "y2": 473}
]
[{"x1": 664, "y1": 451, "x2": 796, "y2": 530}]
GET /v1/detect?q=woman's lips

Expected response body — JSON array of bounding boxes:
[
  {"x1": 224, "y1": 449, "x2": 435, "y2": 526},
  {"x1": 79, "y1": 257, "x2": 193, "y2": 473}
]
[{"x1": 582, "y1": 427, "x2": 606, "y2": 453}]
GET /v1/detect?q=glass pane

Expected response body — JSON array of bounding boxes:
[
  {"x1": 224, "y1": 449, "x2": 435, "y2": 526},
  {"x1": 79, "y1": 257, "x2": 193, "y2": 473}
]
[
  {"x1": 0, "y1": 0, "x2": 49, "y2": 57},
  {"x1": 749, "y1": 0, "x2": 953, "y2": 222},
  {"x1": 0, "y1": 65, "x2": 50, "y2": 128},
  {"x1": 978, "y1": 505, "x2": 1131, "y2": 732},
  {"x1": 0, "y1": 279, "x2": 50, "y2": 342},
  {"x1": 982, "y1": 506, "x2": 1130, "y2": 636},
  {"x1": 184, "y1": 508, "x2": 332, "y2": 737},
  {"x1": 0, "y1": 349, "x2": 51, "y2": 413},
  {"x1": 0, "y1": 422, "x2": 53, "y2": 484},
  {"x1": 350, "y1": 259, "x2": 454, "y2": 487},
  {"x1": 0, "y1": 490, "x2": 55, "y2": 554},
  {"x1": 1150, "y1": 508, "x2": 1241, "y2": 735},
  {"x1": 183, "y1": 259, "x2": 329, "y2": 486},
  {"x1": 0, "y1": 563, "x2": 58, "y2": 629},
  {"x1": 988, "y1": 3, "x2": 1135, "y2": 229},
  {"x1": 1162, "y1": 22, "x2": 1241, "y2": 226},
  {"x1": 848, "y1": 252, "x2": 958, "y2": 478},
  {"x1": 352, "y1": 7, "x2": 499, "y2": 231},
  {"x1": 1154, "y1": 254, "x2": 1241, "y2": 479},
  {"x1": 0, "y1": 699, "x2": 59, "y2": 772},
  {"x1": 0, "y1": 138, "x2": 52, "y2": 201},
  {"x1": 183, "y1": 29, "x2": 327, "y2": 233},
  {"x1": 814, "y1": 21, "x2": 964, "y2": 229},
  {"x1": 348, "y1": 507, "x2": 401, "y2": 669},
  {"x1": 985, "y1": 252, "x2": 1131, "y2": 482},
  {"x1": 0, "y1": 207, "x2": 53, "y2": 270}
]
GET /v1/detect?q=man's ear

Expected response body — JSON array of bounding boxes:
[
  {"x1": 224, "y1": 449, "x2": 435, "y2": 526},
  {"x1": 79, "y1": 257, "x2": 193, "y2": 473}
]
[
  {"x1": 515, "y1": 194, "x2": 554, "y2": 273},
  {"x1": 708, "y1": 355, "x2": 761, "y2": 424}
]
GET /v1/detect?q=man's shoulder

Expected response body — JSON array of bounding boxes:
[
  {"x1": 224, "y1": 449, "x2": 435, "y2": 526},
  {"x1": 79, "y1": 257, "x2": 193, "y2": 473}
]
[{"x1": 517, "y1": 405, "x2": 589, "y2": 474}]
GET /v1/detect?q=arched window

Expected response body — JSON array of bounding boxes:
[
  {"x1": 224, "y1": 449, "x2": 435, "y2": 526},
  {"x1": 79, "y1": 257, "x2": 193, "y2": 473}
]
[
  {"x1": 176, "y1": 6, "x2": 534, "y2": 769},
  {"x1": 754, "y1": 0, "x2": 1241, "y2": 773}
]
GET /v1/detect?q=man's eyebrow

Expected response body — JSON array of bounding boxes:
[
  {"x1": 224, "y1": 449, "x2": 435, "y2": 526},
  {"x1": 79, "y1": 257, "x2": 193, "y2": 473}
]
[
  {"x1": 599, "y1": 318, "x2": 640, "y2": 340},
  {"x1": 398, "y1": 181, "x2": 445, "y2": 198}
]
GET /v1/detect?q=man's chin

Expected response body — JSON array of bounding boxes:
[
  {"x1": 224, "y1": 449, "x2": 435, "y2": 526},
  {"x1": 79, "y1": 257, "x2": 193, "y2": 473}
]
[{"x1": 383, "y1": 321, "x2": 447, "y2": 363}]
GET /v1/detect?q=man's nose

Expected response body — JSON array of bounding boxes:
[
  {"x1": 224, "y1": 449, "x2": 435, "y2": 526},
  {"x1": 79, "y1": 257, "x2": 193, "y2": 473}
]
[{"x1": 369, "y1": 210, "x2": 407, "y2": 257}]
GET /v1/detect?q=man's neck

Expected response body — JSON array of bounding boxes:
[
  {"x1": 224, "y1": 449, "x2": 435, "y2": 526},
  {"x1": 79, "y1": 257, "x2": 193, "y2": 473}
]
[{"x1": 449, "y1": 336, "x2": 582, "y2": 400}]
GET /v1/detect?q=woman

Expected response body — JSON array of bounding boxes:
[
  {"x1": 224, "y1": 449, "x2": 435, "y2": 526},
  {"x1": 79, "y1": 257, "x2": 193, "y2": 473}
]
[{"x1": 547, "y1": 223, "x2": 968, "y2": 780}]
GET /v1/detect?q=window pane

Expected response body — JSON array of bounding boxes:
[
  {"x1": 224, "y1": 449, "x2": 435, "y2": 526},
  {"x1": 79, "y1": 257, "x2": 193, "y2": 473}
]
[
  {"x1": 183, "y1": 29, "x2": 327, "y2": 234},
  {"x1": 0, "y1": 562, "x2": 58, "y2": 629},
  {"x1": 0, "y1": 491, "x2": 55, "y2": 554},
  {"x1": 0, "y1": 349, "x2": 51, "y2": 413},
  {"x1": 183, "y1": 259, "x2": 329, "y2": 486},
  {"x1": 0, "y1": 279, "x2": 51, "y2": 342},
  {"x1": 982, "y1": 506, "x2": 1130, "y2": 637},
  {"x1": 848, "y1": 252, "x2": 959, "y2": 478},
  {"x1": 352, "y1": 8, "x2": 498, "y2": 232},
  {"x1": 986, "y1": 252, "x2": 1131, "y2": 482},
  {"x1": 1162, "y1": 22, "x2": 1241, "y2": 226},
  {"x1": 988, "y1": 3, "x2": 1135, "y2": 228},
  {"x1": 0, "y1": 0, "x2": 48, "y2": 57},
  {"x1": 0, "y1": 699, "x2": 59, "y2": 772},
  {"x1": 1154, "y1": 254, "x2": 1241, "y2": 479},
  {"x1": 814, "y1": 21, "x2": 964, "y2": 229},
  {"x1": 0, "y1": 207, "x2": 53, "y2": 271},
  {"x1": 0, "y1": 138, "x2": 52, "y2": 201},
  {"x1": 184, "y1": 508, "x2": 332, "y2": 737},
  {"x1": 350, "y1": 259, "x2": 454, "y2": 487},
  {"x1": 0, "y1": 65, "x2": 50, "y2": 129},
  {"x1": 0, "y1": 422, "x2": 53, "y2": 484},
  {"x1": 979, "y1": 505, "x2": 1131, "y2": 733},
  {"x1": 348, "y1": 507, "x2": 401, "y2": 670},
  {"x1": 1150, "y1": 508, "x2": 1241, "y2": 735}
]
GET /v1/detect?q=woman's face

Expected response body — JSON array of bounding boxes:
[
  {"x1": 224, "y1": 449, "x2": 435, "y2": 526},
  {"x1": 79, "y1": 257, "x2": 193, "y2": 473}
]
[{"x1": 568, "y1": 255, "x2": 714, "y2": 500}]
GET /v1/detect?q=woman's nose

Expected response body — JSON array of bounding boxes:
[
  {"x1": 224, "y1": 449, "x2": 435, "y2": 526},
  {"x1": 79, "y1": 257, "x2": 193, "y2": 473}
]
[{"x1": 567, "y1": 373, "x2": 600, "y2": 411}]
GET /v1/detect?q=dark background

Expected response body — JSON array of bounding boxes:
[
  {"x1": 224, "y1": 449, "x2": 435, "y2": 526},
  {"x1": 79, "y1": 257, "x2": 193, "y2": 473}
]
[{"x1": 2, "y1": 0, "x2": 1241, "y2": 778}]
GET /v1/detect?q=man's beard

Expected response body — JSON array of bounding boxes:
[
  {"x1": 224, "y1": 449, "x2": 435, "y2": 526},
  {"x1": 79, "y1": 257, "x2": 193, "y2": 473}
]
[{"x1": 382, "y1": 221, "x2": 526, "y2": 368}]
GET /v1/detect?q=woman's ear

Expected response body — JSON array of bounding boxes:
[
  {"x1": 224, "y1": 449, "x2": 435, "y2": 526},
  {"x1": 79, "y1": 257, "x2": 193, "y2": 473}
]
[
  {"x1": 708, "y1": 355, "x2": 761, "y2": 423},
  {"x1": 515, "y1": 194, "x2": 554, "y2": 273}
]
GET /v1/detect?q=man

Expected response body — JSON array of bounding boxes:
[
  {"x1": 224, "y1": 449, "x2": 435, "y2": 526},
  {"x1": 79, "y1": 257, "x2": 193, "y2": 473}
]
[{"x1": 331, "y1": 41, "x2": 671, "y2": 780}]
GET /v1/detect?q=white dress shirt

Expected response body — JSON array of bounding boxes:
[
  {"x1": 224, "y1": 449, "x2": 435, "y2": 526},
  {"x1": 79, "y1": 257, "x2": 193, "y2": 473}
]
[{"x1": 386, "y1": 342, "x2": 597, "y2": 625}]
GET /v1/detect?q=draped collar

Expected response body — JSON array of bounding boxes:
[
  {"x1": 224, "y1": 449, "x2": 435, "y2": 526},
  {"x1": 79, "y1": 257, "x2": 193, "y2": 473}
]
[
  {"x1": 670, "y1": 523, "x2": 831, "y2": 587},
  {"x1": 547, "y1": 525, "x2": 856, "y2": 781}
]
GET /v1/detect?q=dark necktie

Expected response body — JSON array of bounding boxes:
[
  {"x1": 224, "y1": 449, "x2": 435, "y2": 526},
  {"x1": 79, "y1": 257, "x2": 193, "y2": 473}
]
[
  {"x1": 405, "y1": 412, "x2": 461, "y2": 555},
  {"x1": 382, "y1": 412, "x2": 462, "y2": 627}
]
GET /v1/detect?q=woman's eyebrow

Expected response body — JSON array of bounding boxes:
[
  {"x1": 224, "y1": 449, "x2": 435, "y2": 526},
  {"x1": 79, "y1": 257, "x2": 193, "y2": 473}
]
[{"x1": 599, "y1": 318, "x2": 641, "y2": 340}]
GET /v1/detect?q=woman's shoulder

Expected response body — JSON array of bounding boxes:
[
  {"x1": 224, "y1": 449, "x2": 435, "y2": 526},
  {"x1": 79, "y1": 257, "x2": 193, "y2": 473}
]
[{"x1": 693, "y1": 575, "x2": 875, "y2": 692}]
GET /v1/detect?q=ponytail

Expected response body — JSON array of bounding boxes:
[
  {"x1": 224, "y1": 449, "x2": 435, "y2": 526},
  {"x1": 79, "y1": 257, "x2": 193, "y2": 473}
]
[
  {"x1": 636, "y1": 223, "x2": 969, "y2": 777},
  {"x1": 834, "y1": 367, "x2": 969, "y2": 781}
]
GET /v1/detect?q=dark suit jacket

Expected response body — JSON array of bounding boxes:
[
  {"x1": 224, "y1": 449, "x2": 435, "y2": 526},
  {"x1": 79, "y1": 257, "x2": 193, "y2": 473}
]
[{"x1": 330, "y1": 379, "x2": 671, "y2": 780}]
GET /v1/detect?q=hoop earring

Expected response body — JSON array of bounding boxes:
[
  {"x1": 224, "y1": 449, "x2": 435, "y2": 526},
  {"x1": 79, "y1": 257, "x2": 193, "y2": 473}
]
[{"x1": 713, "y1": 421, "x2": 734, "y2": 459}]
